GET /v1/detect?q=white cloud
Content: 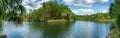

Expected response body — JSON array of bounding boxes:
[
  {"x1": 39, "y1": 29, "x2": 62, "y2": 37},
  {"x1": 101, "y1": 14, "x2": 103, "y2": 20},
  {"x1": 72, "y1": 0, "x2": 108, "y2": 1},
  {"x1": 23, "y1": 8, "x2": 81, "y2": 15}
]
[
  {"x1": 63, "y1": 0, "x2": 109, "y2": 6},
  {"x1": 101, "y1": 9, "x2": 109, "y2": 13},
  {"x1": 22, "y1": 0, "x2": 50, "y2": 13},
  {"x1": 42, "y1": 0, "x2": 50, "y2": 2},
  {"x1": 101, "y1": 0, "x2": 109, "y2": 2},
  {"x1": 72, "y1": 8, "x2": 95, "y2": 15}
]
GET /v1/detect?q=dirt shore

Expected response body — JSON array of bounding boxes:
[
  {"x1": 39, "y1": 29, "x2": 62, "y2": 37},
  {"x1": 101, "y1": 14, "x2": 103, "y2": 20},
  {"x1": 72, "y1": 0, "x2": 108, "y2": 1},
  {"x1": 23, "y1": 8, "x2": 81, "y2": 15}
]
[{"x1": 107, "y1": 26, "x2": 118, "y2": 38}]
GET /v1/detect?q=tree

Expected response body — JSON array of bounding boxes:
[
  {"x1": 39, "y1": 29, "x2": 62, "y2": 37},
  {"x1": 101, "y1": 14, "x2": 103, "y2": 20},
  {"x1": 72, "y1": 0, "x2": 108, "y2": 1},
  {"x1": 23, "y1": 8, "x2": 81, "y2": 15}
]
[
  {"x1": 109, "y1": 3, "x2": 114, "y2": 18},
  {"x1": 112, "y1": 0, "x2": 120, "y2": 17},
  {"x1": 111, "y1": 0, "x2": 120, "y2": 37},
  {"x1": 0, "y1": 0, "x2": 26, "y2": 21},
  {"x1": 29, "y1": 1, "x2": 75, "y2": 21}
]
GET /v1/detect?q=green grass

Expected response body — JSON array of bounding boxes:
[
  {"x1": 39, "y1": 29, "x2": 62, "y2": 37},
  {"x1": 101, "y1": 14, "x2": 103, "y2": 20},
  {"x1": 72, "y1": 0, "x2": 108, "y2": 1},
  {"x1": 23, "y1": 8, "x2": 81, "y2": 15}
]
[
  {"x1": 47, "y1": 19, "x2": 73, "y2": 22},
  {"x1": 95, "y1": 19, "x2": 113, "y2": 22}
]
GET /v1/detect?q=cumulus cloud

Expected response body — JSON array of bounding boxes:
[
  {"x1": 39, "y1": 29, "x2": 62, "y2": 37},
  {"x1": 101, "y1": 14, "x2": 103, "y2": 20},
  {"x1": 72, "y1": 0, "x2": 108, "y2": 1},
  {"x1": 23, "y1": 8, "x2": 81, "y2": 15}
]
[
  {"x1": 22, "y1": 0, "x2": 50, "y2": 12},
  {"x1": 72, "y1": 8, "x2": 95, "y2": 15},
  {"x1": 63, "y1": 0, "x2": 109, "y2": 6}
]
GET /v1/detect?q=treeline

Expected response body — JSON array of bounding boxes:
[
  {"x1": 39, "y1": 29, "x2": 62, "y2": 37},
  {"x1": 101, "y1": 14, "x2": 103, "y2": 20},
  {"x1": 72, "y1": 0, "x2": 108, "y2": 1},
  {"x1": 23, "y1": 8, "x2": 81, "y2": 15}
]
[
  {"x1": 76, "y1": 13, "x2": 111, "y2": 22},
  {"x1": 28, "y1": 1, "x2": 76, "y2": 21},
  {"x1": 0, "y1": 1, "x2": 76, "y2": 22}
]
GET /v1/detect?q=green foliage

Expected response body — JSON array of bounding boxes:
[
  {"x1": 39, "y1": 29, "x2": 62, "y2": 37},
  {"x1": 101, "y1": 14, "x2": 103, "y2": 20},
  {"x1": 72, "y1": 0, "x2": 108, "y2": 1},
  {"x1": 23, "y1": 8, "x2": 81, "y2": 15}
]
[
  {"x1": 0, "y1": 0, "x2": 22, "y2": 15},
  {"x1": 0, "y1": 35, "x2": 7, "y2": 38},
  {"x1": 109, "y1": 3, "x2": 114, "y2": 18},
  {"x1": 111, "y1": 0, "x2": 120, "y2": 17},
  {"x1": 0, "y1": 0, "x2": 26, "y2": 22},
  {"x1": 28, "y1": 1, "x2": 76, "y2": 21},
  {"x1": 110, "y1": 0, "x2": 120, "y2": 37},
  {"x1": 77, "y1": 13, "x2": 111, "y2": 21}
]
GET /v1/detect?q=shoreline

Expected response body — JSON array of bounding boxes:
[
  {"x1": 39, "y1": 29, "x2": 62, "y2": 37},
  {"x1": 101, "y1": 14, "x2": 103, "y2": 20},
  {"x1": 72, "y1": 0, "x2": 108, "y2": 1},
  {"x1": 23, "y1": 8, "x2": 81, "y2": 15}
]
[
  {"x1": 47, "y1": 19, "x2": 74, "y2": 22},
  {"x1": 107, "y1": 25, "x2": 118, "y2": 38},
  {"x1": 27, "y1": 19, "x2": 75, "y2": 22}
]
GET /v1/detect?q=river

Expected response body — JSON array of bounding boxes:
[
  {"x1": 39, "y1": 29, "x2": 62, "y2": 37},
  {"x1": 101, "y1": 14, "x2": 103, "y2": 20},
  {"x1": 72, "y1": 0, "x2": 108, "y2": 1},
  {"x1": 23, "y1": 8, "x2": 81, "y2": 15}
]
[{"x1": 0, "y1": 21, "x2": 111, "y2": 38}]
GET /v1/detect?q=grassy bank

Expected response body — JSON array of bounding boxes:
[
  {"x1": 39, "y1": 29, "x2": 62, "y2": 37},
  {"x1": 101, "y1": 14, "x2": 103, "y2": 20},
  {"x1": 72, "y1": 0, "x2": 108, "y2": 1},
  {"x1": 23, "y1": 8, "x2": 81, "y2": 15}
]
[
  {"x1": 95, "y1": 19, "x2": 114, "y2": 22},
  {"x1": 47, "y1": 19, "x2": 74, "y2": 22}
]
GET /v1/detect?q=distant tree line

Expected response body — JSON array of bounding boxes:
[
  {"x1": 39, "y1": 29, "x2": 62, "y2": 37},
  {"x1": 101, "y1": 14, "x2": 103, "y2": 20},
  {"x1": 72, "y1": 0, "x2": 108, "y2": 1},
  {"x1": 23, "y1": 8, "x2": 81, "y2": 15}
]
[{"x1": 76, "y1": 13, "x2": 111, "y2": 21}]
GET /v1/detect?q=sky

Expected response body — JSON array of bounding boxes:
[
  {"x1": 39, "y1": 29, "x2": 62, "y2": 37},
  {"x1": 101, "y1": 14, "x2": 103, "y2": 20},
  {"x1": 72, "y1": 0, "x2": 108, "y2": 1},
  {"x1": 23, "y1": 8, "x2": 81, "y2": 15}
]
[{"x1": 22, "y1": 0, "x2": 114, "y2": 15}]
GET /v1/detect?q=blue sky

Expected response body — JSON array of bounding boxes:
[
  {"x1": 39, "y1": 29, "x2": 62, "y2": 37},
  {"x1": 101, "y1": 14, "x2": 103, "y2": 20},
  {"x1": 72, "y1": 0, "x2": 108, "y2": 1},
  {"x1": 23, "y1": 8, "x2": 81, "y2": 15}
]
[{"x1": 22, "y1": 0, "x2": 114, "y2": 15}]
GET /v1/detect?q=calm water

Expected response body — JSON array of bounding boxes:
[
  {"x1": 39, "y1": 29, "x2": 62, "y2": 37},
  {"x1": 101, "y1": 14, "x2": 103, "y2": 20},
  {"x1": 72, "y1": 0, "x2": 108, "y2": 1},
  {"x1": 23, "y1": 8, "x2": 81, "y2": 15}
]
[{"x1": 0, "y1": 21, "x2": 111, "y2": 38}]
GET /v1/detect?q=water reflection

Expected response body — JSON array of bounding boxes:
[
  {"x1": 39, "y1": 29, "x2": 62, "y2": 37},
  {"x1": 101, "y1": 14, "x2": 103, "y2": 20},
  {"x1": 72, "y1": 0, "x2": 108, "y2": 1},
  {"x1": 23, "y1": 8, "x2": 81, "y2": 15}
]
[
  {"x1": 29, "y1": 22, "x2": 73, "y2": 38},
  {"x1": 2, "y1": 21, "x2": 111, "y2": 38},
  {"x1": 67, "y1": 21, "x2": 110, "y2": 38}
]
